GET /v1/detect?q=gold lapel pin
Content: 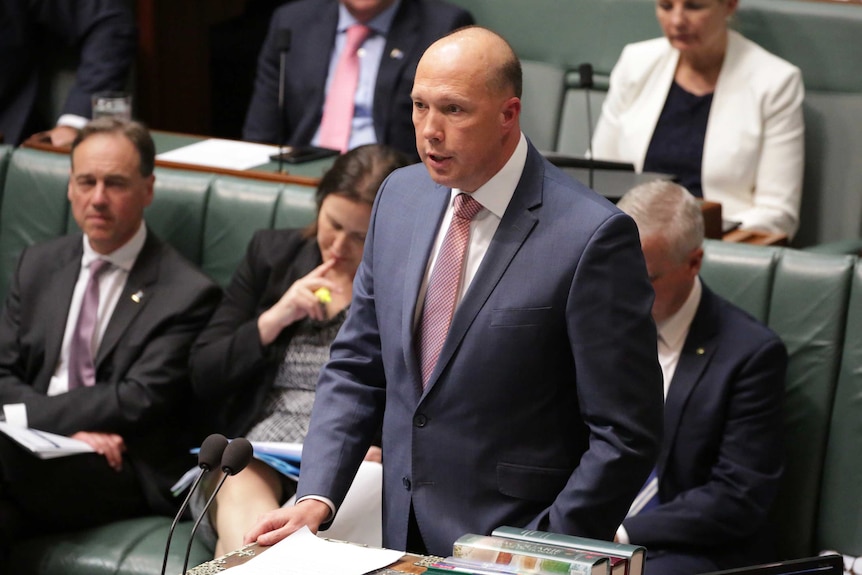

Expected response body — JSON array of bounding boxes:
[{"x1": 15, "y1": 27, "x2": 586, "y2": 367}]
[
  {"x1": 696, "y1": 347, "x2": 705, "y2": 356},
  {"x1": 131, "y1": 290, "x2": 144, "y2": 303},
  {"x1": 390, "y1": 48, "x2": 404, "y2": 60}
]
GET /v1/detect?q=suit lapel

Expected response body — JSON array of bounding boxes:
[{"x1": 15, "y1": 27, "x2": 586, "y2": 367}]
[
  {"x1": 374, "y1": 1, "x2": 419, "y2": 142},
  {"x1": 40, "y1": 241, "x2": 85, "y2": 391},
  {"x1": 402, "y1": 181, "x2": 449, "y2": 389},
  {"x1": 422, "y1": 144, "x2": 544, "y2": 393},
  {"x1": 662, "y1": 286, "x2": 720, "y2": 470},
  {"x1": 95, "y1": 233, "x2": 161, "y2": 367}
]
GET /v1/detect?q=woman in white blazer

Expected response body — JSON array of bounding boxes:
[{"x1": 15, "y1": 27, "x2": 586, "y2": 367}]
[{"x1": 592, "y1": 0, "x2": 804, "y2": 238}]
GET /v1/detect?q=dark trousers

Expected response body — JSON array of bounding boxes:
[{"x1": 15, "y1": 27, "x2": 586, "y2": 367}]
[{"x1": 0, "y1": 435, "x2": 148, "y2": 550}]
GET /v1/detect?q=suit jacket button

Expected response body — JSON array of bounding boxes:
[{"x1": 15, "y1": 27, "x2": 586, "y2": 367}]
[
  {"x1": 413, "y1": 414, "x2": 428, "y2": 427},
  {"x1": 402, "y1": 476, "x2": 411, "y2": 490}
]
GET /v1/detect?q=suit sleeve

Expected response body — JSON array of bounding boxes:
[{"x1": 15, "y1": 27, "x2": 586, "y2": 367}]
[
  {"x1": 242, "y1": 12, "x2": 284, "y2": 143},
  {"x1": 34, "y1": 0, "x2": 137, "y2": 119},
  {"x1": 540, "y1": 212, "x2": 665, "y2": 540},
  {"x1": 623, "y1": 336, "x2": 787, "y2": 548}
]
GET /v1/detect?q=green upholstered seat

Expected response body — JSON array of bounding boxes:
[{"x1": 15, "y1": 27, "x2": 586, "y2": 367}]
[
  {"x1": 817, "y1": 261, "x2": 862, "y2": 557},
  {"x1": 273, "y1": 182, "x2": 317, "y2": 231},
  {"x1": 145, "y1": 169, "x2": 214, "y2": 267},
  {"x1": 700, "y1": 240, "x2": 779, "y2": 322},
  {"x1": 9, "y1": 517, "x2": 212, "y2": 575}
]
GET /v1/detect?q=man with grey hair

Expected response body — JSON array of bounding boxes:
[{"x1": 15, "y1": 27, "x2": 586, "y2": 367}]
[
  {"x1": 616, "y1": 180, "x2": 788, "y2": 575},
  {"x1": 0, "y1": 117, "x2": 221, "y2": 556}
]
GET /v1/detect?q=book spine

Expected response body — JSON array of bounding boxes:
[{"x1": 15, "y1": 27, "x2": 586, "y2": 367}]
[{"x1": 453, "y1": 535, "x2": 606, "y2": 575}]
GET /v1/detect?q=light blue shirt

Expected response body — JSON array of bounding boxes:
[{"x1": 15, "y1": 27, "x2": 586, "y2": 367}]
[{"x1": 312, "y1": 0, "x2": 402, "y2": 150}]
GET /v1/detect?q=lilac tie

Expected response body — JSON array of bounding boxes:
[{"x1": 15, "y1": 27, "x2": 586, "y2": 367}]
[
  {"x1": 318, "y1": 24, "x2": 372, "y2": 153},
  {"x1": 68, "y1": 259, "x2": 110, "y2": 390},
  {"x1": 417, "y1": 193, "x2": 483, "y2": 387}
]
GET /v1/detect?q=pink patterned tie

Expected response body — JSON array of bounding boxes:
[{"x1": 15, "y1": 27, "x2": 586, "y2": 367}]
[
  {"x1": 318, "y1": 24, "x2": 372, "y2": 153},
  {"x1": 417, "y1": 193, "x2": 483, "y2": 387},
  {"x1": 68, "y1": 259, "x2": 110, "y2": 389}
]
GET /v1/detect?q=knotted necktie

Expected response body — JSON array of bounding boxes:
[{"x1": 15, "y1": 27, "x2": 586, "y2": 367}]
[
  {"x1": 417, "y1": 193, "x2": 483, "y2": 387},
  {"x1": 318, "y1": 24, "x2": 372, "y2": 153},
  {"x1": 68, "y1": 259, "x2": 110, "y2": 389}
]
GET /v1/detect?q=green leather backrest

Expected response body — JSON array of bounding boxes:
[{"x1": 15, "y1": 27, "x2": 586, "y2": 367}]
[
  {"x1": 146, "y1": 169, "x2": 214, "y2": 266},
  {"x1": 0, "y1": 149, "x2": 71, "y2": 303},
  {"x1": 700, "y1": 240, "x2": 779, "y2": 323},
  {"x1": 520, "y1": 60, "x2": 567, "y2": 152},
  {"x1": 273, "y1": 183, "x2": 317, "y2": 230},
  {"x1": 201, "y1": 177, "x2": 283, "y2": 288},
  {"x1": 817, "y1": 261, "x2": 862, "y2": 557},
  {"x1": 767, "y1": 250, "x2": 856, "y2": 558}
]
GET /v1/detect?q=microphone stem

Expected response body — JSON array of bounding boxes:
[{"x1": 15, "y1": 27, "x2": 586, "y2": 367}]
[
  {"x1": 161, "y1": 469, "x2": 208, "y2": 575},
  {"x1": 277, "y1": 50, "x2": 287, "y2": 174},
  {"x1": 183, "y1": 472, "x2": 231, "y2": 574},
  {"x1": 585, "y1": 87, "x2": 594, "y2": 190}
]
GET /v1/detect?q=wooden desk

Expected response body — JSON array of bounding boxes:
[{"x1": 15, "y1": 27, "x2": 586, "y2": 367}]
[
  {"x1": 186, "y1": 543, "x2": 434, "y2": 574},
  {"x1": 22, "y1": 131, "x2": 334, "y2": 188},
  {"x1": 722, "y1": 228, "x2": 789, "y2": 246}
]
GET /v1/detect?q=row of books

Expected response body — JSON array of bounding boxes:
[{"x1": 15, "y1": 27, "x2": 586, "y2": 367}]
[{"x1": 425, "y1": 526, "x2": 645, "y2": 575}]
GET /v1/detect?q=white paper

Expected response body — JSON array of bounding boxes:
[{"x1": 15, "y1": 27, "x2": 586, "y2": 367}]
[
  {"x1": 3, "y1": 403, "x2": 28, "y2": 428},
  {"x1": 155, "y1": 139, "x2": 281, "y2": 171},
  {"x1": 252, "y1": 441, "x2": 303, "y2": 460},
  {"x1": 228, "y1": 526, "x2": 403, "y2": 575},
  {"x1": 0, "y1": 422, "x2": 95, "y2": 459}
]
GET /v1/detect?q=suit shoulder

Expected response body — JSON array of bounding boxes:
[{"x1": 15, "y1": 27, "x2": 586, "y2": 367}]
[
  {"x1": 153, "y1": 241, "x2": 218, "y2": 292},
  {"x1": 18, "y1": 235, "x2": 81, "y2": 265},
  {"x1": 708, "y1": 287, "x2": 785, "y2": 351},
  {"x1": 414, "y1": 0, "x2": 475, "y2": 26},
  {"x1": 269, "y1": 0, "x2": 330, "y2": 26}
]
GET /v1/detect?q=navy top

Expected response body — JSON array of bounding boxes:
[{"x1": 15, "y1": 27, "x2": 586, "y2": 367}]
[{"x1": 643, "y1": 81, "x2": 714, "y2": 197}]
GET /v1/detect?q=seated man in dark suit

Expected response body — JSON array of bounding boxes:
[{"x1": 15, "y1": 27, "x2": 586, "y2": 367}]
[
  {"x1": 616, "y1": 181, "x2": 788, "y2": 575},
  {"x1": 0, "y1": 0, "x2": 136, "y2": 146},
  {"x1": 242, "y1": 0, "x2": 474, "y2": 156},
  {"x1": 0, "y1": 118, "x2": 221, "y2": 558}
]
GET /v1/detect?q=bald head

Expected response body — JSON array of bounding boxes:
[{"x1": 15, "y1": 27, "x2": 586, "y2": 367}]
[{"x1": 411, "y1": 27, "x2": 523, "y2": 192}]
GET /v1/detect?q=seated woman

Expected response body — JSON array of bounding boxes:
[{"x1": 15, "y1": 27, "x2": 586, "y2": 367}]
[
  {"x1": 591, "y1": 0, "x2": 804, "y2": 238},
  {"x1": 189, "y1": 144, "x2": 410, "y2": 556}
]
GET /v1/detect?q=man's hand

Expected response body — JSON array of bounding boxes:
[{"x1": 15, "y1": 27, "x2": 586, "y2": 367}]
[
  {"x1": 244, "y1": 498, "x2": 330, "y2": 547},
  {"x1": 364, "y1": 446, "x2": 382, "y2": 463},
  {"x1": 72, "y1": 431, "x2": 126, "y2": 471},
  {"x1": 30, "y1": 126, "x2": 80, "y2": 147}
]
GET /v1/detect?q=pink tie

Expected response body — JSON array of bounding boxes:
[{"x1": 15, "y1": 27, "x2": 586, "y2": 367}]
[
  {"x1": 318, "y1": 24, "x2": 372, "y2": 153},
  {"x1": 68, "y1": 259, "x2": 110, "y2": 389},
  {"x1": 417, "y1": 194, "x2": 483, "y2": 387}
]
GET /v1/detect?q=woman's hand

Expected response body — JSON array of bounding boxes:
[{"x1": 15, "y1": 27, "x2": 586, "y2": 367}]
[{"x1": 257, "y1": 259, "x2": 339, "y2": 346}]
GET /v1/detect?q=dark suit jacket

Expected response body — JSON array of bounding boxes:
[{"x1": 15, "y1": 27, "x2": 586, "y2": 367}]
[
  {"x1": 297, "y1": 141, "x2": 664, "y2": 556},
  {"x1": 0, "y1": 0, "x2": 136, "y2": 145},
  {"x1": 241, "y1": 0, "x2": 474, "y2": 156},
  {"x1": 623, "y1": 284, "x2": 787, "y2": 570},
  {"x1": 0, "y1": 230, "x2": 221, "y2": 514},
  {"x1": 190, "y1": 229, "x2": 322, "y2": 439}
]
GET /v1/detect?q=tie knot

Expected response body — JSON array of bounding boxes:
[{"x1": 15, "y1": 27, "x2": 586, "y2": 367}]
[
  {"x1": 345, "y1": 24, "x2": 371, "y2": 50},
  {"x1": 89, "y1": 259, "x2": 111, "y2": 277},
  {"x1": 453, "y1": 193, "x2": 482, "y2": 222}
]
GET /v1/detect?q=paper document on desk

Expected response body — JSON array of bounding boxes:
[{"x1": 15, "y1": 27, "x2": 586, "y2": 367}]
[
  {"x1": 228, "y1": 526, "x2": 403, "y2": 575},
  {"x1": 155, "y1": 139, "x2": 281, "y2": 170},
  {"x1": 0, "y1": 422, "x2": 94, "y2": 459}
]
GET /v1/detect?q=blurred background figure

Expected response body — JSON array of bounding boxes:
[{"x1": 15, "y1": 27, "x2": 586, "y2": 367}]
[
  {"x1": 0, "y1": 0, "x2": 136, "y2": 146},
  {"x1": 242, "y1": 0, "x2": 474, "y2": 157},
  {"x1": 189, "y1": 144, "x2": 410, "y2": 557},
  {"x1": 591, "y1": 0, "x2": 804, "y2": 238}
]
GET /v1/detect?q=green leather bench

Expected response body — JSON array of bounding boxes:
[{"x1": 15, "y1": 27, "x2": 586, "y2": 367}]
[
  {"x1": 1, "y1": 148, "x2": 860, "y2": 571},
  {"x1": 0, "y1": 147, "x2": 316, "y2": 574},
  {"x1": 450, "y1": 0, "x2": 862, "y2": 249}
]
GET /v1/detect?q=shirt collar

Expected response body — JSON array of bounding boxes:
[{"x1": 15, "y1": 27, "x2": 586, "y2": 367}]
[
  {"x1": 657, "y1": 275, "x2": 702, "y2": 350},
  {"x1": 337, "y1": 0, "x2": 401, "y2": 35},
  {"x1": 81, "y1": 223, "x2": 147, "y2": 272},
  {"x1": 452, "y1": 133, "x2": 528, "y2": 219}
]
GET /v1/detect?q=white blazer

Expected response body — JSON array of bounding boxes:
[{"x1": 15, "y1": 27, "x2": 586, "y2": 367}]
[{"x1": 592, "y1": 31, "x2": 805, "y2": 237}]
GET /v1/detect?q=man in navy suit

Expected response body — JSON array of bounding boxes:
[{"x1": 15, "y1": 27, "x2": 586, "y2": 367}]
[
  {"x1": 617, "y1": 181, "x2": 787, "y2": 575},
  {"x1": 0, "y1": 0, "x2": 136, "y2": 146},
  {"x1": 0, "y1": 118, "x2": 221, "y2": 556},
  {"x1": 245, "y1": 27, "x2": 663, "y2": 556},
  {"x1": 242, "y1": 0, "x2": 473, "y2": 157}
]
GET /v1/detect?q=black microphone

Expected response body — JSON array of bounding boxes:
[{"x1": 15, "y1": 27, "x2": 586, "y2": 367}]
[
  {"x1": 182, "y1": 437, "x2": 254, "y2": 574},
  {"x1": 160, "y1": 433, "x2": 228, "y2": 575},
  {"x1": 579, "y1": 63, "x2": 596, "y2": 190},
  {"x1": 275, "y1": 28, "x2": 292, "y2": 174}
]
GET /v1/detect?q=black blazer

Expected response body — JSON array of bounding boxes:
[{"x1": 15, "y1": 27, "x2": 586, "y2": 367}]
[
  {"x1": 0, "y1": 0, "x2": 136, "y2": 144},
  {"x1": 190, "y1": 229, "x2": 322, "y2": 439},
  {"x1": 0, "y1": 230, "x2": 221, "y2": 513},
  {"x1": 241, "y1": 0, "x2": 474, "y2": 156}
]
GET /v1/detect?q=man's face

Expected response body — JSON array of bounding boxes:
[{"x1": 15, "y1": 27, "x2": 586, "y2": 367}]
[
  {"x1": 341, "y1": 0, "x2": 397, "y2": 22},
  {"x1": 411, "y1": 38, "x2": 519, "y2": 193},
  {"x1": 68, "y1": 132, "x2": 154, "y2": 255},
  {"x1": 641, "y1": 234, "x2": 701, "y2": 324}
]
